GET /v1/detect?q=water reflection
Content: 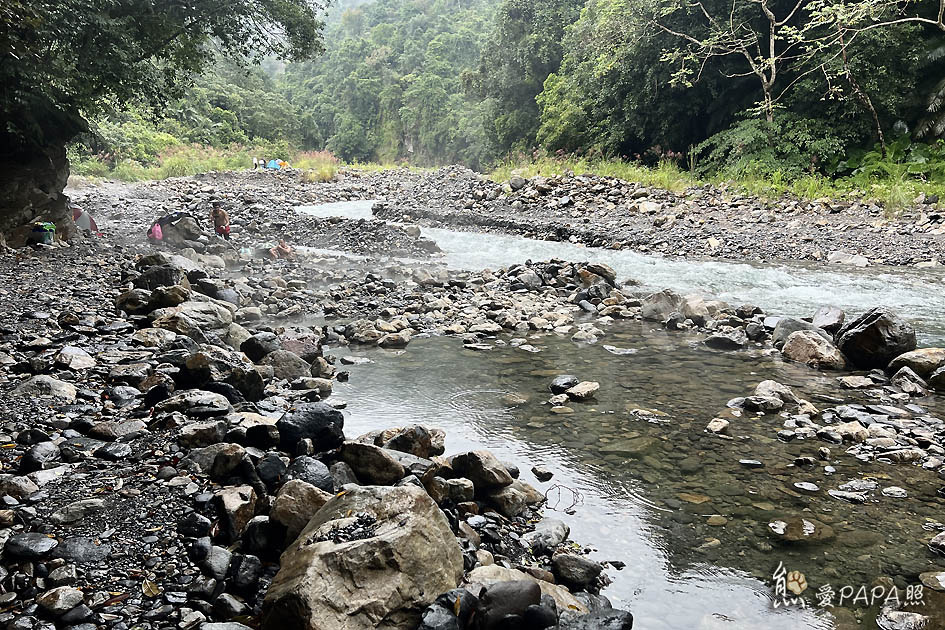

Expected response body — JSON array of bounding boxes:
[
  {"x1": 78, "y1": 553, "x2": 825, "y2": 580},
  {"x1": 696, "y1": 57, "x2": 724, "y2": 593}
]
[{"x1": 327, "y1": 327, "x2": 933, "y2": 629}]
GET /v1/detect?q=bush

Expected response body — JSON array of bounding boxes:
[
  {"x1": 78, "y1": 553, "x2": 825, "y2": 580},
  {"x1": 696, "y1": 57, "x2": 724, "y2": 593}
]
[{"x1": 694, "y1": 114, "x2": 849, "y2": 180}]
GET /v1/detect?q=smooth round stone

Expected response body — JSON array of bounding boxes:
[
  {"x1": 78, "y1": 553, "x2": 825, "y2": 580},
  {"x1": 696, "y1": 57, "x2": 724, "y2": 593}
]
[
  {"x1": 707, "y1": 515, "x2": 728, "y2": 526},
  {"x1": 793, "y1": 482, "x2": 820, "y2": 494},
  {"x1": 920, "y1": 571, "x2": 945, "y2": 591},
  {"x1": 881, "y1": 486, "x2": 907, "y2": 498}
]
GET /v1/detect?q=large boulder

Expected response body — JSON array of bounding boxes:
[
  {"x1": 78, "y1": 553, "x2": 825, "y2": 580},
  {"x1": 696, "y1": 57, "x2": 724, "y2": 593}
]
[
  {"x1": 270, "y1": 480, "x2": 333, "y2": 543},
  {"x1": 640, "y1": 289, "x2": 682, "y2": 322},
  {"x1": 13, "y1": 375, "x2": 76, "y2": 400},
  {"x1": 771, "y1": 318, "x2": 831, "y2": 350},
  {"x1": 152, "y1": 301, "x2": 233, "y2": 339},
  {"x1": 184, "y1": 346, "x2": 265, "y2": 401},
  {"x1": 836, "y1": 307, "x2": 916, "y2": 369},
  {"x1": 811, "y1": 305, "x2": 845, "y2": 333},
  {"x1": 276, "y1": 403, "x2": 345, "y2": 453},
  {"x1": 278, "y1": 327, "x2": 324, "y2": 362},
  {"x1": 133, "y1": 265, "x2": 190, "y2": 291},
  {"x1": 465, "y1": 565, "x2": 588, "y2": 614},
  {"x1": 887, "y1": 348, "x2": 945, "y2": 378},
  {"x1": 451, "y1": 451, "x2": 513, "y2": 490},
  {"x1": 241, "y1": 332, "x2": 281, "y2": 363},
  {"x1": 262, "y1": 485, "x2": 463, "y2": 630},
  {"x1": 780, "y1": 331, "x2": 848, "y2": 370},
  {"x1": 340, "y1": 443, "x2": 406, "y2": 485},
  {"x1": 260, "y1": 350, "x2": 311, "y2": 381}
]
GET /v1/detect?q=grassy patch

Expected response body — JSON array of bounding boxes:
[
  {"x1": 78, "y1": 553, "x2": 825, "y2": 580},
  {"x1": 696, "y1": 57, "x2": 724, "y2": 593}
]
[{"x1": 490, "y1": 155, "x2": 945, "y2": 211}]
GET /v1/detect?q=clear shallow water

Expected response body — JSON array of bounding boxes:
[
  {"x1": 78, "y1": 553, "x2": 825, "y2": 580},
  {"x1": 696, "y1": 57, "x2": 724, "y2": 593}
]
[
  {"x1": 330, "y1": 331, "x2": 945, "y2": 630},
  {"x1": 299, "y1": 201, "x2": 945, "y2": 628},
  {"x1": 299, "y1": 201, "x2": 945, "y2": 345}
]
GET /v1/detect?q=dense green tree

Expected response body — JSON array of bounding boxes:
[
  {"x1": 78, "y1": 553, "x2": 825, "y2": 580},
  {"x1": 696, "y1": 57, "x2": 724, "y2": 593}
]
[
  {"x1": 280, "y1": 0, "x2": 497, "y2": 166},
  {"x1": 1, "y1": 0, "x2": 325, "y2": 234},
  {"x1": 472, "y1": 0, "x2": 585, "y2": 155}
]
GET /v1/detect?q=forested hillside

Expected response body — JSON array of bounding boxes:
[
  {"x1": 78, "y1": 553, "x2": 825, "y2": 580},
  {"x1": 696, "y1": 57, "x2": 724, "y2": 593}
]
[
  {"x1": 281, "y1": 0, "x2": 498, "y2": 165},
  {"x1": 72, "y1": 0, "x2": 945, "y2": 184}
]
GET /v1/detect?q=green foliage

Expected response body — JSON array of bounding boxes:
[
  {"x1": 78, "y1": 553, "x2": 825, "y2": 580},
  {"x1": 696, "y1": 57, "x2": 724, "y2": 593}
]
[
  {"x1": 471, "y1": 0, "x2": 584, "y2": 155},
  {"x1": 2, "y1": 0, "x2": 326, "y2": 153},
  {"x1": 837, "y1": 136, "x2": 945, "y2": 185},
  {"x1": 694, "y1": 114, "x2": 851, "y2": 180},
  {"x1": 280, "y1": 0, "x2": 497, "y2": 166}
]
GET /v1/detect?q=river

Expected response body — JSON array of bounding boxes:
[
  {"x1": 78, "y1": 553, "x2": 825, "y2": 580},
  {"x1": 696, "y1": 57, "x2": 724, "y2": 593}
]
[{"x1": 298, "y1": 201, "x2": 945, "y2": 630}]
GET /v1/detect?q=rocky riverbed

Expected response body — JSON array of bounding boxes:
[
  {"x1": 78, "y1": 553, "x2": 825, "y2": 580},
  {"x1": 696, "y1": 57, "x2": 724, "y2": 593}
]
[
  {"x1": 368, "y1": 165, "x2": 945, "y2": 267},
  {"x1": 0, "y1": 168, "x2": 943, "y2": 630}
]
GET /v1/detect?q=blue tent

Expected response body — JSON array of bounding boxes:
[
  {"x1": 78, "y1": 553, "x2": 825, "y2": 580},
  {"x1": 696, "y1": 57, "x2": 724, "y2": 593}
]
[{"x1": 267, "y1": 159, "x2": 280, "y2": 169}]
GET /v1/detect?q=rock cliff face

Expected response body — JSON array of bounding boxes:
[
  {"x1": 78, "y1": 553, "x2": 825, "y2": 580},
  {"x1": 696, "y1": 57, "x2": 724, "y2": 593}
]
[{"x1": 0, "y1": 143, "x2": 75, "y2": 246}]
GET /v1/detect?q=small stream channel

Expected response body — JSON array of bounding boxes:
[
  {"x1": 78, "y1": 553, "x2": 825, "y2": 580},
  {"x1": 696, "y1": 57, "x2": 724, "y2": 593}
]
[{"x1": 297, "y1": 201, "x2": 945, "y2": 629}]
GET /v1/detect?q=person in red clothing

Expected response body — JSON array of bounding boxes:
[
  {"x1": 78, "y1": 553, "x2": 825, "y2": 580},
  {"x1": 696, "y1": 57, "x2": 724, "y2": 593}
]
[{"x1": 209, "y1": 200, "x2": 231, "y2": 240}]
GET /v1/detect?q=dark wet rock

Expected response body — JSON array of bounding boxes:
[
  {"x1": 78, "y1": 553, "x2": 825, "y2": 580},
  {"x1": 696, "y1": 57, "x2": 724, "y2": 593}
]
[
  {"x1": 147, "y1": 284, "x2": 192, "y2": 310},
  {"x1": 51, "y1": 537, "x2": 111, "y2": 563},
  {"x1": 115, "y1": 288, "x2": 153, "y2": 315},
  {"x1": 836, "y1": 307, "x2": 917, "y2": 369},
  {"x1": 133, "y1": 264, "x2": 190, "y2": 290},
  {"x1": 466, "y1": 565, "x2": 588, "y2": 613},
  {"x1": 704, "y1": 327, "x2": 748, "y2": 350},
  {"x1": 262, "y1": 485, "x2": 463, "y2": 630},
  {"x1": 276, "y1": 402, "x2": 345, "y2": 453},
  {"x1": 555, "y1": 610, "x2": 634, "y2": 629},
  {"x1": 380, "y1": 425, "x2": 439, "y2": 458},
  {"x1": 199, "y1": 544, "x2": 233, "y2": 580},
  {"x1": 476, "y1": 579, "x2": 541, "y2": 630},
  {"x1": 178, "y1": 512, "x2": 213, "y2": 538},
  {"x1": 284, "y1": 456, "x2": 334, "y2": 492},
  {"x1": 330, "y1": 461, "x2": 360, "y2": 489},
  {"x1": 20, "y1": 441, "x2": 61, "y2": 473},
  {"x1": 552, "y1": 553, "x2": 603, "y2": 590},
  {"x1": 255, "y1": 450, "x2": 287, "y2": 488},
  {"x1": 240, "y1": 332, "x2": 281, "y2": 363},
  {"x1": 5, "y1": 532, "x2": 59, "y2": 559},
  {"x1": 94, "y1": 442, "x2": 132, "y2": 461},
  {"x1": 549, "y1": 375, "x2": 579, "y2": 394}
]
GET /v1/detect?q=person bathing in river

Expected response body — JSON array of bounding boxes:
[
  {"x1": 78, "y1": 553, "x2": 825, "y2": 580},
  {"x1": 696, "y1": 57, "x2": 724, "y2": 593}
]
[
  {"x1": 269, "y1": 237, "x2": 294, "y2": 259},
  {"x1": 209, "y1": 199, "x2": 231, "y2": 240}
]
